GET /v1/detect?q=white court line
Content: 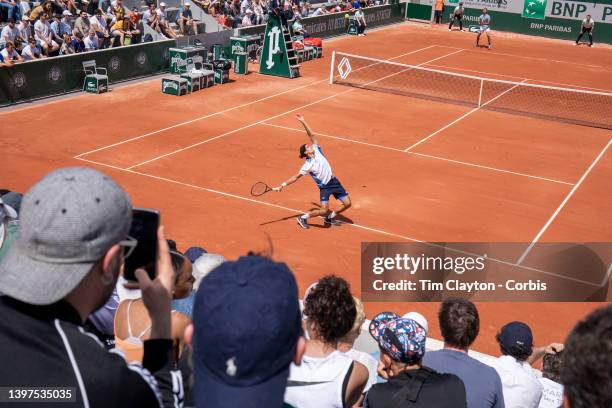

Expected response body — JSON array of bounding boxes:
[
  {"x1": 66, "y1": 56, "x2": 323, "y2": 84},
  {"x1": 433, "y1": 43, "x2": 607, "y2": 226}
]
[
  {"x1": 434, "y1": 44, "x2": 607, "y2": 69},
  {"x1": 425, "y1": 63, "x2": 612, "y2": 93},
  {"x1": 516, "y1": 138, "x2": 612, "y2": 265},
  {"x1": 125, "y1": 49, "x2": 463, "y2": 170},
  {"x1": 75, "y1": 156, "x2": 423, "y2": 243},
  {"x1": 261, "y1": 123, "x2": 574, "y2": 186},
  {"x1": 404, "y1": 79, "x2": 529, "y2": 152},
  {"x1": 74, "y1": 45, "x2": 437, "y2": 159},
  {"x1": 262, "y1": 123, "x2": 405, "y2": 152},
  {"x1": 74, "y1": 79, "x2": 324, "y2": 158},
  {"x1": 75, "y1": 155, "x2": 606, "y2": 288}
]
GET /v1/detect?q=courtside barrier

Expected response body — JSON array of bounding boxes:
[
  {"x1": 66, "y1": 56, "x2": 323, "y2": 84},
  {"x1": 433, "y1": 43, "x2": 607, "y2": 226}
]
[
  {"x1": 236, "y1": 3, "x2": 407, "y2": 38},
  {"x1": 0, "y1": 40, "x2": 175, "y2": 106}
]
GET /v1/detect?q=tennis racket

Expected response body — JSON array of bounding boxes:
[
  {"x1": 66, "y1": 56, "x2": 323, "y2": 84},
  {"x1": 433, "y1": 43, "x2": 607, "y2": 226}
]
[{"x1": 251, "y1": 182, "x2": 273, "y2": 196}]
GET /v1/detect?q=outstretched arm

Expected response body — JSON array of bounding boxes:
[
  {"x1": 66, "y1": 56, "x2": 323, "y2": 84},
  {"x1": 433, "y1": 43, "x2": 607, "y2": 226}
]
[
  {"x1": 297, "y1": 114, "x2": 318, "y2": 145},
  {"x1": 273, "y1": 173, "x2": 303, "y2": 191},
  {"x1": 527, "y1": 342, "x2": 564, "y2": 365}
]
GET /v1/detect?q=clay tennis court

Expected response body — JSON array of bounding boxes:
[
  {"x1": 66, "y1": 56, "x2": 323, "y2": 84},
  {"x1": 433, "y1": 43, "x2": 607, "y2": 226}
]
[{"x1": 2, "y1": 21, "x2": 611, "y2": 357}]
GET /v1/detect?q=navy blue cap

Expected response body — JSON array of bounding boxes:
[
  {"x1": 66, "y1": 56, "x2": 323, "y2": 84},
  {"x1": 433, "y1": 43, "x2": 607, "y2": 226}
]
[
  {"x1": 1, "y1": 192, "x2": 23, "y2": 215},
  {"x1": 498, "y1": 321, "x2": 533, "y2": 358},
  {"x1": 185, "y1": 246, "x2": 207, "y2": 263},
  {"x1": 193, "y1": 256, "x2": 302, "y2": 408}
]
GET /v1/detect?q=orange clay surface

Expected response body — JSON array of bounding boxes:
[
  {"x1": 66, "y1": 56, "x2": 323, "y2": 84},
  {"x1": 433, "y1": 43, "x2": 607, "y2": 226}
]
[{"x1": 1, "y1": 22, "x2": 611, "y2": 357}]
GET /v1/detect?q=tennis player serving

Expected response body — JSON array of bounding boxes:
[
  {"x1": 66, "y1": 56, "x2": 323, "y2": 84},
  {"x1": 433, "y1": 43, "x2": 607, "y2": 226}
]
[{"x1": 273, "y1": 115, "x2": 351, "y2": 229}]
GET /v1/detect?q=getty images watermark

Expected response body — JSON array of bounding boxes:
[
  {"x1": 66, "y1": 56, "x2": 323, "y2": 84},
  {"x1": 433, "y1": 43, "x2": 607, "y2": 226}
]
[{"x1": 361, "y1": 243, "x2": 612, "y2": 302}]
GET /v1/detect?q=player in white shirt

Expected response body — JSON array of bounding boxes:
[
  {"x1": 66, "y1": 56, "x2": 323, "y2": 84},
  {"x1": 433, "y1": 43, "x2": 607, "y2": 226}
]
[
  {"x1": 575, "y1": 14, "x2": 595, "y2": 47},
  {"x1": 476, "y1": 7, "x2": 492, "y2": 49},
  {"x1": 274, "y1": 115, "x2": 352, "y2": 229}
]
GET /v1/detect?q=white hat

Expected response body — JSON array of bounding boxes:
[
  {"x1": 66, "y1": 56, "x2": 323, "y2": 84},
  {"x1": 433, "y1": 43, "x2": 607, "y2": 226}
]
[
  {"x1": 184, "y1": 1, "x2": 190, "y2": 5},
  {"x1": 116, "y1": 275, "x2": 142, "y2": 301},
  {"x1": 246, "y1": 8, "x2": 253, "y2": 13},
  {"x1": 62, "y1": 10, "x2": 72, "y2": 16},
  {"x1": 192, "y1": 253, "x2": 225, "y2": 291},
  {"x1": 403, "y1": 311, "x2": 429, "y2": 333},
  {"x1": 160, "y1": 1, "x2": 166, "y2": 5}
]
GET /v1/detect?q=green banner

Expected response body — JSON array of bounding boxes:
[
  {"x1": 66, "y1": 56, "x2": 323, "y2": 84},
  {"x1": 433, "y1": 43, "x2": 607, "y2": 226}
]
[
  {"x1": 238, "y1": 3, "x2": 406, "y2": 38},
  {"x1": 259, "y1": 14, "x2": 293, "y2": 78},
  {"x1": 447, "y1": 7, "x2": 612, "y2": 42},
  {"x1": 522, "y1": 0, "x2": 547, "y2": 19},
  {"x1": 0, "y1": 40, "x2": 175, "y2": 106}
]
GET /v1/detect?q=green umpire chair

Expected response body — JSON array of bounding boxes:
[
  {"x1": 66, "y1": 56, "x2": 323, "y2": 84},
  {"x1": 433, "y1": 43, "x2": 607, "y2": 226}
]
[{"x1": 82, "y1": 60, "x2": 109, "y2": 94}]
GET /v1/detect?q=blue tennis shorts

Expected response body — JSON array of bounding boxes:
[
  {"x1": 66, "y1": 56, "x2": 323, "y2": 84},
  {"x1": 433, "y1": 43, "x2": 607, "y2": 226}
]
[{"x1": 320, "y1": 177, "x2": 349, "y2": 204}]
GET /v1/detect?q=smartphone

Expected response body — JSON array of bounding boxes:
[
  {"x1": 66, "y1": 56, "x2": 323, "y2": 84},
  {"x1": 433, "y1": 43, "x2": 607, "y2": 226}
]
[{"x1": 123, "y1": 208, "x2": 160, "y2": 282}]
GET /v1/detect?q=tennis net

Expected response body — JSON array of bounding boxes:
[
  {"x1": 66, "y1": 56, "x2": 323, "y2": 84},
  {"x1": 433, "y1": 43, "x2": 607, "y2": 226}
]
[{"x1": 329, "y1": 51, "x2": 612, "y2": 130}]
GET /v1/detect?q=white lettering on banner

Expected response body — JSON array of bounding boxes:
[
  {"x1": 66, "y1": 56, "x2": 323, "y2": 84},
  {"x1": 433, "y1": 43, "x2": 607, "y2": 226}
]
[
  {"x1": 530, "y1": 21, "x2": 572, "y2": 32},
  {"x1": 550, "y1": 0, "x2": 611, "y2": 23},
  {"x1": 266, "y1": 26, "x2": 281, "y2": 69}
]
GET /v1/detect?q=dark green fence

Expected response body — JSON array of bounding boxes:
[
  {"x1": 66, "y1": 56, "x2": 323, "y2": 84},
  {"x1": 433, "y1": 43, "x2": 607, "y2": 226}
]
[
  {"x1": 237, "y1": 3, "x2": 407, "y2": 38},
  {"x1": 0, "y1": 40, "x2": 174, "y2": 106}
]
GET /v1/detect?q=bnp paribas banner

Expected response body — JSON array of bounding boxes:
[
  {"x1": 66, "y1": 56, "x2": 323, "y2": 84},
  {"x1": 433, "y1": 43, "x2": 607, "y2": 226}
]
[
  {"x1": 442, "y1": 0, "x2": 611, "y2": 42},
  {"x1": 446, "y1": 0, "x2": 612, "y2": 24}
]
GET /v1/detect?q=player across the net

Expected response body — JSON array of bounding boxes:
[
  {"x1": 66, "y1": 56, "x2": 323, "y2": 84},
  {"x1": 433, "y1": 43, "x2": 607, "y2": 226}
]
[{"x1": 330, "y1": 51, "x2": 612, "y2": 130}]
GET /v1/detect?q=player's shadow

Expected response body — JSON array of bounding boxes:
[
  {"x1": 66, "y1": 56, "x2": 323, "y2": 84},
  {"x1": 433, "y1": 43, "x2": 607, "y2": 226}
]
[
  {"x1": 258, "y1": 203, "x2": 354, "y2": 228},
  {"x1": 309, "y1": 202, "x2": 355, "y2": 227}
]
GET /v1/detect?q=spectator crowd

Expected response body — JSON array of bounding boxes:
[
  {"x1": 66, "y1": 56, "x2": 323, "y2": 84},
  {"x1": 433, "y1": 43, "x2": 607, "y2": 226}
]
[
  {"x1": 1, "y1": 0, "x2": 385, "y2": 65},
  {"x1": 203, "y1": 0, "x2": 384, "y2": 29},
  {"x1": 1, "y1": 168, "x2": 610, "y2": 408},
  {"x1": 0, "y1": 0, "x2": 148, "y2": 65}
]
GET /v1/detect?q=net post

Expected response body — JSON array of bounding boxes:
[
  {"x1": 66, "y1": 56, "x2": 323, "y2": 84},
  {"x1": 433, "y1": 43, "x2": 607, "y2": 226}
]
[
  {"x1": 478, "y1": 79, "x2": 484, "y2": 107},
  {"x1": 329, "y1": 51, "x2": 336, "y2": 85}
]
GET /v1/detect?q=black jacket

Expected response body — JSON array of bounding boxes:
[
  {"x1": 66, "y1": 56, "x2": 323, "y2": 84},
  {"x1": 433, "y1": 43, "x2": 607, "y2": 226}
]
[
  {"x1": 365, "y1": 367, "x2": 466, "y2": 408},
  {"x1": 0, "y1": 296, "x2": 183, "y2": 408}
]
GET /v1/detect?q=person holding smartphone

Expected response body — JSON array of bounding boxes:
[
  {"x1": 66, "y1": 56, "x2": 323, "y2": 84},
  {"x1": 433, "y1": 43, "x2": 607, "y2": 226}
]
[
  {"x1": 0, "y1": 167, "x2": 183, "y2": 408},
  {"x1": 114, "y1": 249, "x2": 194, "y2": 364}
]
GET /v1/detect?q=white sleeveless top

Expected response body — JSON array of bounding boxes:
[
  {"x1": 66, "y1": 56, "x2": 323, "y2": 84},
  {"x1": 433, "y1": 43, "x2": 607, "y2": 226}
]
[{"x1": 284, "y1": 351, "x2": 354, "y2": 408}]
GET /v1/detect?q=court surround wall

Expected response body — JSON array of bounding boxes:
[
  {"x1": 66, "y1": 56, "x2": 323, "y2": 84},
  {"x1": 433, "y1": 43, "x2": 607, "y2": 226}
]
[{"x1": 0, "y1": 40, "x2": 174, "y2": 106}]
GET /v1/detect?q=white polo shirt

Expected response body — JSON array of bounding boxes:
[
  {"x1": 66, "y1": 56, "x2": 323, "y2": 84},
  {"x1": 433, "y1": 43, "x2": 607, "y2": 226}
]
[
  {"x1": 299, "y1": 144, "x2": 333, "y2": 188},
  {"x1": 494, "y1": 355, "x2": 542, "y2": 408},
  {"x1": 34, "y1": 20, "x2": 51, "y2": 41}
]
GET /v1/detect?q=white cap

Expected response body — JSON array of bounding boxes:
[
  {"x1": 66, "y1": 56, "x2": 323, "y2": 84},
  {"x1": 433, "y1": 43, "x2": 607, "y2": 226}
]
[
  {"x1": 246, "y1": 8, "x2": 253, "y2": 13},
  {"x1": 62, "y1": 10, "x2": 72, "y2": 16},
  {"x1": 116, "y1": 275, "x2": 142, "y2": 301},
  {"x1": 192, "y1": 253, "x2": 225, "y2": 291},
  {"x1": 184, "y1": 1, "x2": 190, "y2": 5},
  {"x1": 160, "y1": 1, "x2": 166, "y2": 5},
  {"x1": 403, "y1": 311, "x2": 429, "y2": 333}
]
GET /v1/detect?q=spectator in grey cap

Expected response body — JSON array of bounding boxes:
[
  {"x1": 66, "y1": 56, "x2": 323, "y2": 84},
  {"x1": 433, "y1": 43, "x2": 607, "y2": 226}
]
[{"x1": 0, "y1": 167, "x2": 183, "y2": 408}]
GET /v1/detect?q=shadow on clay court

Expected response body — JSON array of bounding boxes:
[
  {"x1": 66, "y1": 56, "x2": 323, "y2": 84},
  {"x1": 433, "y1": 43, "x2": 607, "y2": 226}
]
[{"x1": 258, "y1": 203, "x2": 354, "y2": 228}]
